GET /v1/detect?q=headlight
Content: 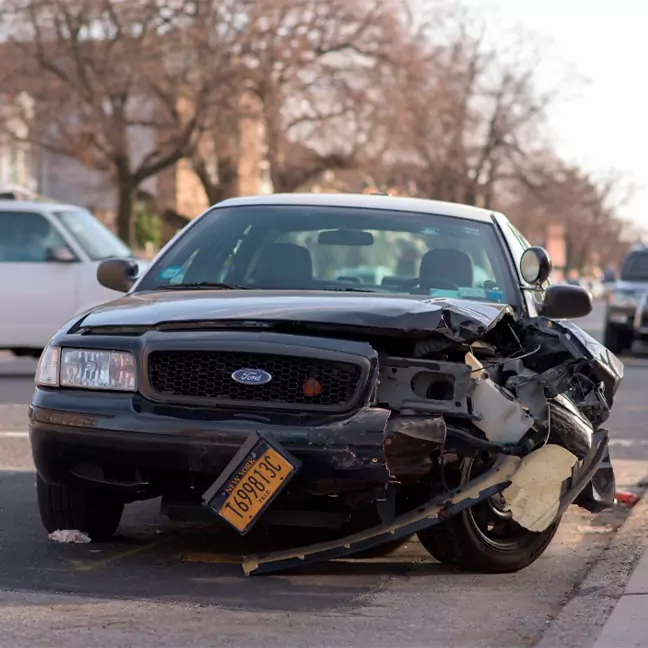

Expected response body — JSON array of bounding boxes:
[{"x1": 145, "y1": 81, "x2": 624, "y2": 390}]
[
  {"x1": 35, "y1": 346, "x2": 60, "y2": 386},
  {"x1": 608, "y1": 292, "x2": 637, "y2": 308},
  {"x1": 35, "y1": 347, "x2": 137, "y2": 391}
]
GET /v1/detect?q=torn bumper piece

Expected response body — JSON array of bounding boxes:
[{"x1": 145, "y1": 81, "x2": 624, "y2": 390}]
[
  {"x1": 502, "y1": 430, "x2": 608, "y2": 532},
  {"x1": 241, "y1": 430, "x2": 610, "y2": 576},
  {"x1": 556, "y1": 429, "x2": 609, "y2": 517},
  {"x1": 242, "y1": 455, "x2": 520, "y2": 576}
]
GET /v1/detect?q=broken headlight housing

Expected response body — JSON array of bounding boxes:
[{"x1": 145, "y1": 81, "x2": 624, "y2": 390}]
[{"x1": 35, "y1": 347, "x2": 137, "y2": 391}]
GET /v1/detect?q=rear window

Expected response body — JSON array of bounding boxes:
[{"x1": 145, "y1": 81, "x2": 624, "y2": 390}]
[{"x1": 621, "y1": 252, "x2": 648, "y2": 281}]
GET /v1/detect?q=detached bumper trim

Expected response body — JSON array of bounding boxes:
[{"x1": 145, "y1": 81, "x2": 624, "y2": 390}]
[
  {"x1": 242, "y1": 454, "x2": 521, "y2": 575},
  {"x1": 558, "y1": 428, "x2": 609, "y2": 517}
]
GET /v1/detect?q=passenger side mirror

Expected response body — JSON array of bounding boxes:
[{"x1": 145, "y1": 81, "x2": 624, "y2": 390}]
[
  {"x1": 97, "y1": 258, "x2": 139, "y2": 293},
  {"x1": 45, "y1": 245, "x2": 76, "y2": 263},
  {"x1": 520, "y1": 246, "x2": 552, "y2": 285},
  {"x1": 538, "y1": 284, "x2": 592, "y2": 319}
]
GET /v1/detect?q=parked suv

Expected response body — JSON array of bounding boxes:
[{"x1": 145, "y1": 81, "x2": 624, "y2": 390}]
[
  {"x1": 603, "y1": 245, "x2": 648, "y2": 354},
  {"x1": 0, "y1": 200, "x2": 139, "y2": 357}
]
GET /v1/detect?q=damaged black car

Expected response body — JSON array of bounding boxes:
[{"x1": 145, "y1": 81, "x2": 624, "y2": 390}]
[{"x1": 30, "y1": 193, "x2": 623, "y2": 575}]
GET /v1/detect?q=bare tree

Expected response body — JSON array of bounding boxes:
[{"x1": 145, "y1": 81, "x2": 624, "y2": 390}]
[
  {"x1": 0, "y1": 0, "x2": 243, "y2": 243},
  {"x1": 237, "y1": 0, "x2": 400, "y2": 193}
]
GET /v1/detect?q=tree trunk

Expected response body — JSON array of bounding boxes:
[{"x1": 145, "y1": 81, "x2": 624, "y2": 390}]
[
  {"x1": 193, "y1": 154, "x2": 239, "y2": 205},
  {"x1": 116, "y1": 180, "x2": 135, "y2": 245}
]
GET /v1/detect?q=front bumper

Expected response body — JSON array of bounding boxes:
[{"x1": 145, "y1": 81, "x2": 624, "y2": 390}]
[{"x1": 29, "y1": 388, "x2": 398, "y2": 499}]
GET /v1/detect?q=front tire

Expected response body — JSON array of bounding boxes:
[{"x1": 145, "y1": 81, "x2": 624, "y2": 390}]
[
  {"x1": 418, "y1": 456, "x2": 560, "y2": 573},
  {"x1": 37, "y1": 475, "x2": 124, "y2": 542}
]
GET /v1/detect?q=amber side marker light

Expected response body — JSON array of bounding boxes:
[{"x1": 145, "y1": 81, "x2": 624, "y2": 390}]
[{"x1": 303, "y1": 378, "x2": 323, "y2": 398}]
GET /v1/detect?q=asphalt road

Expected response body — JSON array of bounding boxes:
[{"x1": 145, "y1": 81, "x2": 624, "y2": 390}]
[{"x1": 2, "y1": 301, "x2": 648, "y2": 647}]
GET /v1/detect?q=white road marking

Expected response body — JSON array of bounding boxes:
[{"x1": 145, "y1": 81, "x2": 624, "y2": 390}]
[
  {"x1": 609, "y1": 439, "x2": 648, "y2": 447},
  {"x1": 0, "y1": 431, "x2": 29, "y2": 438}
]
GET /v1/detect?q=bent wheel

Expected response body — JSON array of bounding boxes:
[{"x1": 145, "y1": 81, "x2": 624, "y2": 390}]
[
  {"x1": 37, "y1": 475, "x2": 124, "y2": 542},
  {"x1": 418, "y1": 455, "x2": 560, "y2": 573}
]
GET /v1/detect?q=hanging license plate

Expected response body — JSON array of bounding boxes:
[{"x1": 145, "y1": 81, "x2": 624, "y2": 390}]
[{"x1": 203, "y1": 432, "x2": 300, "y2": 535}]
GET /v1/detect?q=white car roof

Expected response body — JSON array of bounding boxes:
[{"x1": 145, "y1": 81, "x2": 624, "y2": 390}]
[
  {"x1": 215, "y1": 193, "x2": 498, "y2": 223},
  {"x1": 0, "y1": 200, "x2": 84, "y2": 213}
]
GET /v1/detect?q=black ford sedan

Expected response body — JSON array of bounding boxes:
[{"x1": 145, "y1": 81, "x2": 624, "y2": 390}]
[{"x1": 30, "y1": 193, "x2": 621, "y2": 576}]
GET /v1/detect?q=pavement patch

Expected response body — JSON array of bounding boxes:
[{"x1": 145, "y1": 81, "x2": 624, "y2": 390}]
[
  {"x1": 70, "y1": 542, "x2": 163, "y2": 572},
  {"x1": 0, "y1": 405, "x2": 29, "y2": 430},
  {"x1": 177, "y1": 552, "x2": 241, "y2": 565}
]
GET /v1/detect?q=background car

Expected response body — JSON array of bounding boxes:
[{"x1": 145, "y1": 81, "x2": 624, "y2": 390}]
[
  {"x1": 603, "y1": 244, "x2": 648, "y2": 354},
  {"x1": 0, "y1": 199, "x2": 144, "y2": 358}
]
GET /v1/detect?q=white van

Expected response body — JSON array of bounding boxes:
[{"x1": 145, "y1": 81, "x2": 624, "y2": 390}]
[{"x1": 0, "y1": 200, "x2": 140, "y2": 357}]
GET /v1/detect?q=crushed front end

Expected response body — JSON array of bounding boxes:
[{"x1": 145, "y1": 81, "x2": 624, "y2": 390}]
[{"x1": 233, "y1": 304, "x2": 622, "y2": 575}]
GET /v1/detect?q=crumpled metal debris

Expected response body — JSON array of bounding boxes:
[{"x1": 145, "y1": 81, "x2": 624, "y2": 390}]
[
  {"x1": 465, "y1": 351, "x2": 534, "y2": 444},
  {"x1": 502, "y1": 444, "x2": 579, "y2": 532},
  {"x1": 48, "y1": 529, "x2": 91, "y2": 543}
]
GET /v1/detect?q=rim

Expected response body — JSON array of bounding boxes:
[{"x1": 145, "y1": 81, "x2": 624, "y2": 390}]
[{"x1": 464, "y1": 454, "x2": 537, "y2": 551}]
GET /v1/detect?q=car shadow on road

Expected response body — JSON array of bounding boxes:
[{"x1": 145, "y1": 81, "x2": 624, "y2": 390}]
[
  {"x1": 3, "y1": 466, "x2": 640, "y2": 614},
  {"x1": 0, "y1": 470, "x2": 462, "y2": 613}
]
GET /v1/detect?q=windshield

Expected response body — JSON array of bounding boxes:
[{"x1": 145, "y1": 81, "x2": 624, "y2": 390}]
[
  {"x1": 54, "y1": 209, "x2": 132, "y2": 261},
  {"x1": 136, "y1": 205, "x2": 518, "y2": 305},
  {"x1": 621, "y1": 251, "x2": 648, "y2": 282}
]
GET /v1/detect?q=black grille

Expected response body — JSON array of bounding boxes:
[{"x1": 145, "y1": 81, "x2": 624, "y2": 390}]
[{"x1": 147, "y1": 350, "x2": 363, "y2": 408}]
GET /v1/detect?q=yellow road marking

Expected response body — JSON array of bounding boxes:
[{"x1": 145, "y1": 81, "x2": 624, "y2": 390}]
[
  {"x1": 176, "y1": 552, "x2": 241, "y2": 564},
  {"x1": 70, "y1": 542, "x2": 160, "y2": 572}
]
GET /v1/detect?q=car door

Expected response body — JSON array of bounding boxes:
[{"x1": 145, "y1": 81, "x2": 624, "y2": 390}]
[{"x1": 0, "y1": 210, "x2": 79, "y2": 349}]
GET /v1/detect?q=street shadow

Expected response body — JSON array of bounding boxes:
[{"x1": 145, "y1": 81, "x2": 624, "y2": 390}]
[{"x1": 0, "y1": 470, "x2": 454, "y2": 613}]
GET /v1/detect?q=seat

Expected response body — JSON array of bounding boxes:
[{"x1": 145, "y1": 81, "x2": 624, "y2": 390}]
[
  {"x1": 418, "y1": 248, "x2": 474, "y2": 288},
  {"x1": 250, "y1": 243, "x2": 313, "y2": 285}
]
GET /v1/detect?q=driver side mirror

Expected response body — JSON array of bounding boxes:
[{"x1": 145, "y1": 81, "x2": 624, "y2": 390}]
[
  {"x1": 538, "y1": 284, "x2": 593, "y2": 319},
  {"x1": 45, "y1": 246, "x2": 76, "y2": 263},
  {"x1": 520, "y1": 246, "x2": 552, "y2": 285},
  {"x1": 97, "y1": 258, "x2": 139, "y2": 293}
]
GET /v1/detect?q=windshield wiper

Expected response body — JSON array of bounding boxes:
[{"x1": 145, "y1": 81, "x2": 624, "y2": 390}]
[
  {"x1": 156, "y1": 282, "x2": 249, "y2": 291},
  {"x1": 320, "y1": 286, "x2": 382, "y2": 293}
]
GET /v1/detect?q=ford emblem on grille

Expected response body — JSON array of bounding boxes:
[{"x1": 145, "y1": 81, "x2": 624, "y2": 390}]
[{"x1": 231, "y1": 368, "x2": 273, "y2": 385}]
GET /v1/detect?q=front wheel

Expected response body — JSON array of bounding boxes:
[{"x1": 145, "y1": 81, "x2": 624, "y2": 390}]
[
  {"x1": 37, "y1": 475, "x2": 124, "y2": 542},
  {"x1": 418, "y1": 456, "x2": 560, "y2": 573}
]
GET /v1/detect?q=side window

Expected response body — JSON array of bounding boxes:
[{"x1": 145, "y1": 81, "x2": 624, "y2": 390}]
[{"x1": 0, "y1": 211, "x2": 70, "y2": 263}]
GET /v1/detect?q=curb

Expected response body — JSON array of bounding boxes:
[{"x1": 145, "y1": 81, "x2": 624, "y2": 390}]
[{"x1": 536, "y1": 488, "x2": 648, "y2": 648}]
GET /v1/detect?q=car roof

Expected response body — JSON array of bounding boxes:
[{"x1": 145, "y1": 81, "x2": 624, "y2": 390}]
[
  {"x1": 215, "y1": 193, "x2": 497, "y2": 223},
  {"x1": 0, "y1": 200, "x2": 84, "y2": 213}
]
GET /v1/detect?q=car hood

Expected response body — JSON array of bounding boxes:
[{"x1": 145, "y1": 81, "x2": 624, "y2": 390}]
[{"x1": 76, "y1": 290, "x2": 515, "y2": 340}]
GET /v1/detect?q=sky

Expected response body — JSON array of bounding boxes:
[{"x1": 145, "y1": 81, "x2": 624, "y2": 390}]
[{"x1": 475, "y1": 0, "x2": 647, "y2": 228}]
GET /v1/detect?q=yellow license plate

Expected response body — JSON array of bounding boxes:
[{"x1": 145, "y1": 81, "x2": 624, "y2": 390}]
[{"x1": 204, "y1": 435, "x2": 299, "y2": 535}]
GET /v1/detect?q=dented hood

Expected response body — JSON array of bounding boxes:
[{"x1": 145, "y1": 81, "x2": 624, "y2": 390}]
[{"x1": 77, "y1": 290, "x2": 514, "y2": 339}]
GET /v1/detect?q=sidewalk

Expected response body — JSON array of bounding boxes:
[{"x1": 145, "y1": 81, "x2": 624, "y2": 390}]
[{"x1": 592, "y1": 549, "x2": 648, "y2": 647}]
